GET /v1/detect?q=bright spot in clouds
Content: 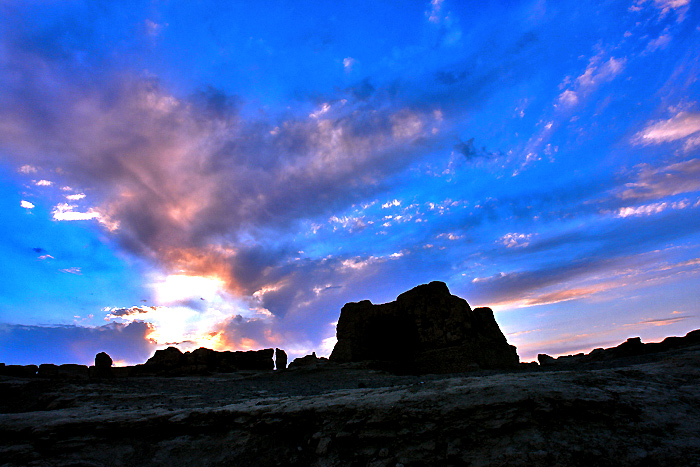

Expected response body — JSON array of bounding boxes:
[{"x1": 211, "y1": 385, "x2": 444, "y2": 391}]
[{"x1": 153, "y1": 274, "x2": 226, "y2": 305}]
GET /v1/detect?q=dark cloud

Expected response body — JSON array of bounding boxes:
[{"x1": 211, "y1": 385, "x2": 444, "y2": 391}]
[
  {"x1": 454, "y1": 138, "x2": 478, "y2": 159},
  {"x1": 0, "y1": 321, "x2": 156, "y2": 365},
  {"x1": 346, "y1": 78, "x2": 376, "y2": 101}
]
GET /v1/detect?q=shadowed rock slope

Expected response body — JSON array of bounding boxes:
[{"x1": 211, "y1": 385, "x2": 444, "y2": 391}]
[{"x1": 330, "y1": 281, "x2": 519, "y2": 373}]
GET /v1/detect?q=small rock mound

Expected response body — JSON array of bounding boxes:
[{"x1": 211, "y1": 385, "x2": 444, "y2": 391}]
[{"x1": 330, "y1": 281, "x2": 519, "y2": 373}]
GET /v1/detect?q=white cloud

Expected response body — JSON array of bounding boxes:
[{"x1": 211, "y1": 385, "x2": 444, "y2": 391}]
[
  {"x1": 52, "y1": 203, "x2": 101, "y2": 221},
  {"x1": 616, "y1": 199, "x2": 690, "y2": 217},
  {"x1": 653, "y1": 0, "x2": 690, "y2": 16},
  {"x1": 35, "y1": 179, "x2": 53, "y2": 186},
  {"x1": 645, "y1": 34, "x2": 671, "y2": 53},
  {"x1": 309, "y1": 103, "x2": 331, "y2": 119},
  {"x1": 391, "y1": 111, "x2": 423, "y2": 139},
  {"x1": 20, "y1": 200, "x2": 35, "y2": 209},
  {"x1": 342, "y1": 57, "x2": 356, "y2": 72},
  {"x1": 426, "y1": 0, "x2": 444, "y2": 23},
  {"x1": 144, "y1": 19, "x2": 167, "y2": 37},
  {"x1": 18, "y1": 165, "x2": 37, "y2": 174},
  {"x1": 60, "y1": 267, "x2": 82, "y2": 275},
  {"x1": 437, "y1": 232, "x2": 463, "y2": 241},
  {"x1": 635, "y1": 112, "x2": 700, "y2": 145},
  {"x1": 65, "y1": 193, "x2": 86, "y2": 200},
  {"x1": 576, "y1": 57, "x2": 626, "y2": 89},
  {"x1": 499, "y1": 233, "x2": 534, "y2": 248},
  {"x1": 382, "y1": 199, "x2": 401, "y2": 209},
  {"x1": 558, "y1": 90, "x2": 579, "y2": 107}
]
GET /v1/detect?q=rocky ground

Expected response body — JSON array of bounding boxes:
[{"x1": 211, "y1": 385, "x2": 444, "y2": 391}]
[{"x1": 2, "y1": 346, "x2": 700, "y2": 467}]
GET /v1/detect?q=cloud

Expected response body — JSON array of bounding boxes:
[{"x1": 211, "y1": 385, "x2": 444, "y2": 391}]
[
  {"x1": 51, "y1": 203, "x2": 102, "y2": 222},
  {"x1": 426, "y1": 0, "x2": 444, "y2": 23},
  {"x1": 144, "y1": 19, "x2": 167, "y2": 37},
  {"x1": 634, "y1": 111, "x2": 700, "y2": 145},
  {"x1": 620, "y1": 158, "x2": 700, "y2": 200},
  {"x1": 18, "y1": 165, "x2": 37, "y2": 174},
  {"x1": 554, "y1": 55, "x2": 625, "y2": 112},
  {"x1": 0, "y1": 28, "x2": 443, "y2": 307},
  {"x1": 0, "y1": 321, "x2": 156, "y2": 366},
  {"x1": 60, "y1": 267, "x2": 82, "y2": 275},
  {"x1": 652, "y1": 0, "x2": 690, "y2": 16},
  {"x1": 615, "y1": 199, "x2": 691, "y2": 217},
  {"x1": 625, "y1": 314, "x2": 694, "y2": 327},
  {"x1": 20, "y1": 200, "x2": 34, "y2": 209},
  {"x1": 645, "y1": 33, "x2": 671, "y2": 53},
  {"x1": 576, "y1": 57, "x2": 626, "y2": 89},
  {"x1": 343, "y1": 57, "x2": 357, "y2": 72},
  {"x1": 499, "y1": 233, "x2": 533, "y2": 249}
]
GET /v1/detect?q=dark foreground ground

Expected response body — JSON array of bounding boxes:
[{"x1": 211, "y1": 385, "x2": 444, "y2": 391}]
[{"x1": 1, "y1": 346, "x2": 700, "y2": 467}]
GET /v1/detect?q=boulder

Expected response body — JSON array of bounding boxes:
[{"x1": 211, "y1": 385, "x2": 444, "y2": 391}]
[{"x1": 330, "y1": 281, "x2": 519, "y2": 373}]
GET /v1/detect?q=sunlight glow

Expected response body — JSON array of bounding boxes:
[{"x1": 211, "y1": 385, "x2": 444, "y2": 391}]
[{"x1": 154, "y1": 274, "x2": 225, "y2": 304}]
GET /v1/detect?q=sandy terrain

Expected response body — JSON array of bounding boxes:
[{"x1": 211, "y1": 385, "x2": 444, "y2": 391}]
[{"x1": 1, "y1": 347, "x2": 700, "y2": 466}]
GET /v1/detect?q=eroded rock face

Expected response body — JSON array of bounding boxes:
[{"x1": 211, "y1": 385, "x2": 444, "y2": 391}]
[{"x1": 330, "y1": 281, "x2": 519, "y2": 373}]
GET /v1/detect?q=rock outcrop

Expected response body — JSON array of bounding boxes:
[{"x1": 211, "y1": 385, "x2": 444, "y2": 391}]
[
  {"x1": 36, "y1": 364, "x2": 89, "y2": 379},
  {"x1": 538, "y1": 330, "x2": 700, "y2": 367},
  {"x1": 137, "y1": 347, "x2": 275, "y2": 375},
  {"x1": 275, "y1": 348, "x2": 288, "y2": 370},
  {"x1": 93, "y1": 352, "x2": 113, "y2": 378},
  {"x1": 288, "y1": 352, "x2": 330, "y2": 369},
  {"x1": 330, "y1": 281, "x2": 519, "y2": 373}
]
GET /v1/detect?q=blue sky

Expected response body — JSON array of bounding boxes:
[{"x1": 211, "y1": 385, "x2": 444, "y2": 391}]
[{"x1": 1, "y1": 0, "x2": 699, "y2": 365}]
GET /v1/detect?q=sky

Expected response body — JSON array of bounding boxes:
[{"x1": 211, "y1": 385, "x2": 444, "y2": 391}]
[{"x1": 1, "y1": 0, "x2": 699, "y2": 366}]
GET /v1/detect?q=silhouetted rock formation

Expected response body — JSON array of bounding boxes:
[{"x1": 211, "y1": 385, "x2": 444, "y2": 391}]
[
  {"x1": 0, "y1": 365, "x2": 38, "y2": 378},
  {"x1": 330, "y1": 281, "x2": 519, "y2": 373},
  {"x1": 275, "y1": 348, "x2": 287, "y2": 370},
  {"x1": 537, "y1": 329, "x2": 700, "y2": 366},
  {"x1": 288, "y1": 352, "x2": 330, "y2": 369},
  {"x1": 136, "y1": 346, "x2": 275, "y2": 375},
  {"x1": 37, "y1": 364, "x2": 88, "y2": 379},
  {"x1": 93, "y1": 352, "x2": 113, "y2": 378}
]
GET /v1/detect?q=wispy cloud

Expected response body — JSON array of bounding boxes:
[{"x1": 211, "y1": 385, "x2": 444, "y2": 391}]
[
  {"x1": 620, "y1": 158, "x2": 700, "y2": 200},
  {"x1": 625, "y1": 314, "x2": 693, "y2": 327},
  {"x1": 634, "y1": 111, "x2": 700, "y2": 146}
]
